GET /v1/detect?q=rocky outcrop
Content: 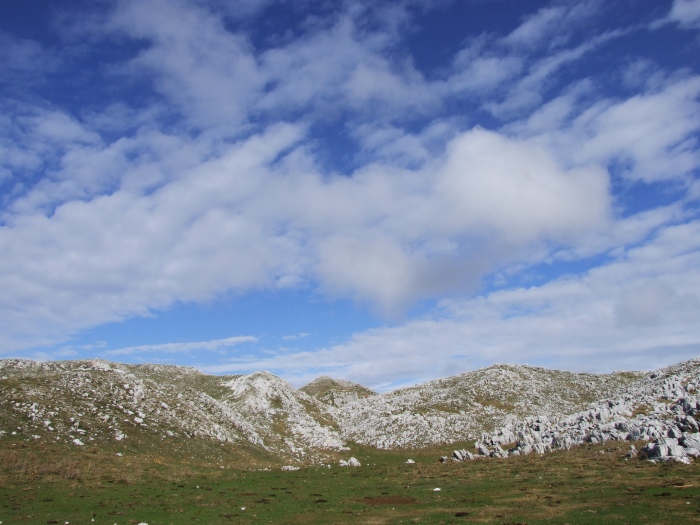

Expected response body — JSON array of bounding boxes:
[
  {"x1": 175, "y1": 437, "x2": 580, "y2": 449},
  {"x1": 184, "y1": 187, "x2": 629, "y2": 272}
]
[
  {"x1": 222, "y1": 371, "x2": 346, "y2": 454},
  {"x1": 444, "y1": 359, "x2": 700, "y2": 464},
  {"x1": 337, "y1": 364, "x2": 642, "y2": 449},
  {"x1": 4, "y1": 357, "x2": 700, "y2": 465}
]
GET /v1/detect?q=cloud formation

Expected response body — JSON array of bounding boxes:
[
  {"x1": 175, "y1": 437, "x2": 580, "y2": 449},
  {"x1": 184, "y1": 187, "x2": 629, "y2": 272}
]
[
  {"x1": 669, "y1": 0, "x2": 700, "y2": 28},
  {"x1": 105, "y1": 336, "x2": 257, "y2": 356},
  {"x1": 1, "y1": 0, "x2": 699, "y2": 387}
]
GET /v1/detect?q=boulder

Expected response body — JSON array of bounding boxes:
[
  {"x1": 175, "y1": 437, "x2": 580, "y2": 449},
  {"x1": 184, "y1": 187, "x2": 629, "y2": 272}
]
[
  {"x1": 532, "y1": 443, "x2": 548, "y2": 454},
  {"x1": 552, "y1": 435, "x2": 574, "y2": 450},
  {"x1": 668, "y1": 444, "x2": 687, "y2": 458},
  {"x1": 681, "y1": 433, "x2": 700, "y2": 452},
  {"x1": 339, "y1": 457, "x2": 361, "y2": 467},
  {"x1": 490, "y1": 444, "x2": 508, "y2": 458},
  {"x1": 679, "y1": 416, "x2": 699, "y2": 432},
  {"x1": 667, "y1": 426, "x2": 683, "y2": 439}
]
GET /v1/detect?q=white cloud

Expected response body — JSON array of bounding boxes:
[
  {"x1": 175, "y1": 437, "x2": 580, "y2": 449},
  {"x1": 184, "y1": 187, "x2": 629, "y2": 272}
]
[
  {"x1": 508, "y1": 75, "x2": 700, "y2": 184},
  {"x1": 503, "y1": 6, "x2": 569, "y2": 49},
  {"x1": 0, "y1": 32, "x2": 62, "y2": 89},
  {"x1": 282, "y1": 332, "x2": 310, "y2": 340},
  {"x1": 669, "y1": 0, "x2": 700, "y2": 28},
  {"x1": 487, "y1": 30, "x2": 624, "y2": 118},
  {"x1": 571, "y1": 77, "x2": 700, "y2": 183},
  {"x1": 0, "y1": 124, "x2": 305, "y2": 352},
  {"x1": 105, "y1": 335, "x2": 257, "y2": 356},
  {"x1": 110, "y1": 0, "x2": 263, "y2": 130},
  {"x1": 448, "y1": 55, "x2": 524, "y2": 95},
  {"x1": 208, "y1": 219, "x2": 700, "y2": 389},
  {"x1": 1, "y1": 0, "x2": 700, "y2": 382},
  {"x1": 435, "y1": 128, "x2": 610, "y2": 243},
  {"x1": 0, "y1": 120, "x2": 614, "y2": 350}
]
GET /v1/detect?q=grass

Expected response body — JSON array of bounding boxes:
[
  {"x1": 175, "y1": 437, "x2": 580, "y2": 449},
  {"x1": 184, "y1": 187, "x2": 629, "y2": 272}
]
[{"x1": 1, "y1": 439, "x2": 700, "y2": 524}]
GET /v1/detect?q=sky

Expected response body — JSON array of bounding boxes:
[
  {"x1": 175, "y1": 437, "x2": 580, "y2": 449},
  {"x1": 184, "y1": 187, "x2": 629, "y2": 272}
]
[{"x1": 1, "y1": 0, "x2": 700, "y2": 391}]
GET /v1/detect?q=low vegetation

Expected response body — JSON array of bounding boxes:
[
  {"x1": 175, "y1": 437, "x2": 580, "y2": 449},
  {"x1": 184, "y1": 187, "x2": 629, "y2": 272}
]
[
  {"x1": 2, "y1": 358, "x2": 700, "y2": 523},
  {"x1": 1, "y1": 438, "x2": 699, "y2": 524}
]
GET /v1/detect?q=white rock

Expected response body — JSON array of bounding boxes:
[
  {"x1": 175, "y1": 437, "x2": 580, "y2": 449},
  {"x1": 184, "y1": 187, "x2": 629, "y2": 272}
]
[{"x1": 339, "y1": 457, "x2": 361, "y2": 467}]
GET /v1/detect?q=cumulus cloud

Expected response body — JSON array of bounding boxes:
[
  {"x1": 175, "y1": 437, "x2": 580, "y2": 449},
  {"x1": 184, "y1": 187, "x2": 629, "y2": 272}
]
[
  {"x1": 1, "y1": 0, "x2": 699, "y2": 385},
  {"x1": 0, "y1": 119, "x2": 613, "y2": 348},
  {"x1": 207, "y1": 219, "x2": 700, "y2": 389}
]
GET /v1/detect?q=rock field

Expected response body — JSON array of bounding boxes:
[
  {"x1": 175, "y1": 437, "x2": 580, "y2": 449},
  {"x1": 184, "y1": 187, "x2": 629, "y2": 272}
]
[
  {"x1": 444, "y1": 359, "x2": 700, "y2": 464},
  {"x1": 2, "y1": 357, "x2": 699, "y2": 464}
]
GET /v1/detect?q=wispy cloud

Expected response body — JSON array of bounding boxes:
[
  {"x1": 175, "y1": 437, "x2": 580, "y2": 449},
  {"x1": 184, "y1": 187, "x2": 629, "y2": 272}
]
[
  {"x1": 104, "y1": 336, "x2": 257, "y2": 356},
  {"x1": 282, "y1": 333, "x2": 310, "y2": 341},
  {"x1": 668, "y1": 0, "x2": 700, "y2": 29}
]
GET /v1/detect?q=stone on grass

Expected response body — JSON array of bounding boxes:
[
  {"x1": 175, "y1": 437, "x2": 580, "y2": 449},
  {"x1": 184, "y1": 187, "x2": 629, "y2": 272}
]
[{"x1": 339, "y1": 457, "x2": 361, "y2": 467}]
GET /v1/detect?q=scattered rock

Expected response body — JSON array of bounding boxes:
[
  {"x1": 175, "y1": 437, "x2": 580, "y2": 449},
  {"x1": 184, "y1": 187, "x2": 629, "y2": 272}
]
[
  {"x1": 438, "y1": 359, "x2": 700, "y2": 465},
  {"x1": 3, "y1": 357, "x2": 700, "y2": 467},
  {"x1": 339, "y1": 457, "x2": 361, "y2": 467}
]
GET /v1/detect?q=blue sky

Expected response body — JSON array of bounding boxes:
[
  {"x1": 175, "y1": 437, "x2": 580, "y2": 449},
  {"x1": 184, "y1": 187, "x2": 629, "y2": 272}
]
[{"x1": 1, "y1": 0, "x2": 700, "y2": 390}]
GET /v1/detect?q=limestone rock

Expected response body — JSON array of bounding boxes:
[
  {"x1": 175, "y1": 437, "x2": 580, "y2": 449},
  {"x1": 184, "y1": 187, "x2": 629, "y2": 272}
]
[{"x1": 339, "y1": 457, "x2": 361, "y2": 467}]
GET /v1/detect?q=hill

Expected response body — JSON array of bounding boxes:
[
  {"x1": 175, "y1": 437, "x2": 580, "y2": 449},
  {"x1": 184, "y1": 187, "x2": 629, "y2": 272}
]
[
  {"x1": 2, "y1": 357, "x2": 699, "y2": 464},
  {"x1": 300, "y1": 375, "x2": 376, "y2": 407}
]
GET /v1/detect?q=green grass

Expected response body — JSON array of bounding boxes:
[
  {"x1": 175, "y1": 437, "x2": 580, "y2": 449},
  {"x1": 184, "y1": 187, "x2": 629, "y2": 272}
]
[{"x1": 1, "y1": 439, "x2": 700, "y2": 524}]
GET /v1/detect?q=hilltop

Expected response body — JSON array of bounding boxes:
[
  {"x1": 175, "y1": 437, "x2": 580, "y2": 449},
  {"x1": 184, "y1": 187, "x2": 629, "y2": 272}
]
[
  {"x1": 300, "y1": 375, "x2": 376, "y2": 407},
  {"x1": 1, "y1": 358, "x2": 698, "y2": 465}
]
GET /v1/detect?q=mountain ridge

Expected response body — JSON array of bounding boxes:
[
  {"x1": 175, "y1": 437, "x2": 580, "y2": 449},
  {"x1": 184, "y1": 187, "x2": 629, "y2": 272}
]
[{"x1": 1, "y1": 357, "x2": 697, "y2": 465}]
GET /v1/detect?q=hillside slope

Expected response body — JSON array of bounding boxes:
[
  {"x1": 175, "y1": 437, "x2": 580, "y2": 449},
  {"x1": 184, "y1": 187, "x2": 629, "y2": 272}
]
[
  {"x1": 468, "y1": 358, "x2": 700, "y2": 462},
  {"x1": 336, "y1": 363, "x2": 643, "y2": 448},
  {"x1": 0, "y1": 359, "x2": 345, "y2": 464},
  {"x1": 3, "y1": 357, "x2": 698, "y2": 462},
  {"x1": 300, "y1": 376, "x2": 376, "y2": 407}
]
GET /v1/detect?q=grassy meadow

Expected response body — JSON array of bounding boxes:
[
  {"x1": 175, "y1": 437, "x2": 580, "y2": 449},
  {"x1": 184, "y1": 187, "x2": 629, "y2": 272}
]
[{"x1": 1, "y1": 439, "x2": 699, "y2": 524}]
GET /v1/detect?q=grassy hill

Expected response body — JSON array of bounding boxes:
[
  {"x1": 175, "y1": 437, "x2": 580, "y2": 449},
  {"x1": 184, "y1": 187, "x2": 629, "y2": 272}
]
[{"x1": 2, "y1": 358, "x2": 700, "y2": 523}]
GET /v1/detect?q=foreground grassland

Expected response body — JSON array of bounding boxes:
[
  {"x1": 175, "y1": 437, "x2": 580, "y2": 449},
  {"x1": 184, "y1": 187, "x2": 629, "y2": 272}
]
[{"x1": 1, "y1": 440, "x2": 699, "y2": 524}]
